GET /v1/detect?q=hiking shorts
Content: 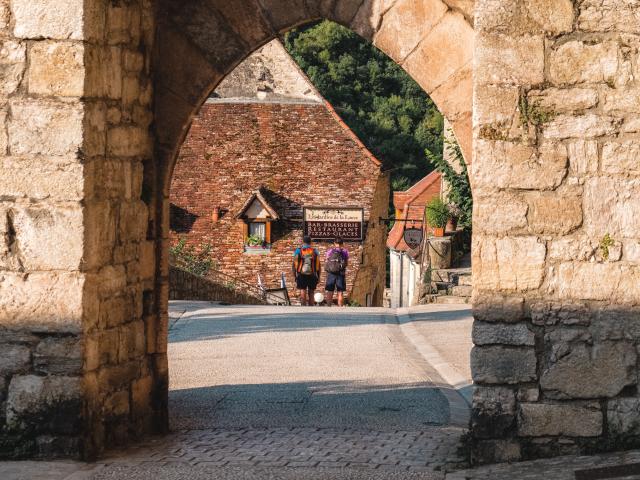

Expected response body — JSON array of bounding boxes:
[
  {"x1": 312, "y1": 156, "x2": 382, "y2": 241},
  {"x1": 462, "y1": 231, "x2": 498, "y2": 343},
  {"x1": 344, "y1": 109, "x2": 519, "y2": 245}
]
[
  {"x1": 325, "y1": 272, "x2": 346, "y2": 292},
  {"x1": 296, "y1": 274, "x2": 318, "y2": 290}
]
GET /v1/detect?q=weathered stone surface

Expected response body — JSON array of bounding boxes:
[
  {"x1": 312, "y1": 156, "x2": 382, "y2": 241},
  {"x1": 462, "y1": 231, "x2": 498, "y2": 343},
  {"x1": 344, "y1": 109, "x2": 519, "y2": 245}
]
[
  {"x1": 541, "y1": 342, "x2": 637, "y2": 399},
  {"x1": 474, "y1": 235, "x2": 547, "y2": 292},
  {"x1": 557, "y1": 262, "x2": 640, "y2": 303},
  {"x1": 34, "y1": 337, "x2": 82, "y2": 375},
  {"x1": 474, "y1": 141, "x2": 568, "y2": 190},
  {"x1": 402, "y1": 11, "x2": 474, "y2": 93},
  {"x1": 476, "y1": 33, "x2": 544, "y2": 85},
  {"x1": 625, "y1": 241, "x2": 640, "y2": 263},
  {"x1": 472, "y1": 386, "x2": 516, "y2": 438},
  {"x1": 8, "y1": 100, "x2": 83, "y2": 156},
  {"x1": 473, "y1": 84, "x2": 519, "y2": 127},
  {"x1": 608, "y1": 398, "x2": 640, "y2": 436},
  {"x1": 12, "y1": 0, "x2": 84, "y2": 40},
  {"x1": 601, "y1": 141, "x2": 640, "y2": 176},
  {"x1": 549, "y1": 40, "x2": 618, "y2": 85},
  {"x1": 11, "y1": 206, "x2": 84, "y2": 270},
  {"x1": 518, "y1": 403, "x2": 603, "y2": 437},
  {"x1": 0, "y1": 157, "x2": 84, "y2": 201},
  {"x1": 374, "y1": 0, "x2": 448, "y2": 62},
  {"x1": 525, "y1": 191, "x2": 583, "y2": 235},
  {"x1": 107, "y1": 126, "x2": 152, "y2": 157},
  {"x1": 0, "y1": 344, "x2": 30, "y2": 376},
  {"x1": 473, "y1": 295, "x2": 526, "y2": 323},
  {"x1": 27, "y1": 41, "x2": 84, "y2": 96},
  {"x1": 528, "y1": 88, "x2": 598, "y2": 113},
  {"x1": 476, "y1": 0, "x2": 574, "y2": 35},
  {"x1": 6, "y1": 375, "x2": 82, "y2": 430},
  {"x1": 601, "y1": 88, "x2": 640, "y2": 114},
  {"x1": 473, "y1": 321, "x2": 534, "y2": 346},
  {"x1": 523, "y1": 0, "x2": 574, "y2": 34},
  {"x1": 567, "y1": 140, "x2": 599, "y2": 175},
  {"x1": 474, "y1": 193, "x2": 528, "y2": 234},
  {"x1": 473, "y1": 439, "x2": 521, "y2": 464},
  {"x1": 579, "y1": 0, "x2": 640, "y2": 33},
  {"x1": 584, "y1": 177, "x2": 640, "y2": 238},
  {"x1": 471, "y1": 346, "x2": 537, "y2": 384},
  {"x1": 0, "y1": 39, "x2": 26, "y2": 96},
  {"x1": 543, "y1": 114, "x2": 620, "y2": 139},
  {"x1": 530, "y1": 301, "x2": 592, "y2": 327},
  {"x1": 548, "y1": 235, "x2": 597, "y2": 263},
  {"x1": 0, "y1": 273, "x2": 84, "y2": 332}
]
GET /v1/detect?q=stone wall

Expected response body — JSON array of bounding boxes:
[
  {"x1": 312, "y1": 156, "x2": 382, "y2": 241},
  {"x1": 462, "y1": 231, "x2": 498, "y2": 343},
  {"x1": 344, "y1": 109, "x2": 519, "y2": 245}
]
[
  {"x1": 0, "y1": 0, "x2": 160, "y2": 459},
  {"x1": 170, "y1": 100, "x2": 388, "y2": 306},
  {"x1": 471, "y1": 0, "x2": 640, "y2": 464},
  {"x1": 169, "y1": 267, "x2": 265, "y2": 305}
]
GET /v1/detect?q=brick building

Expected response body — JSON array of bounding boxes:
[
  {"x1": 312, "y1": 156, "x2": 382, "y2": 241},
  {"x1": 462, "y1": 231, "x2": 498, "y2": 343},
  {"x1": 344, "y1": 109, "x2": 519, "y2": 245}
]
[{"x1": 170, "y1": 40, "x2": 389, "y2": 306}]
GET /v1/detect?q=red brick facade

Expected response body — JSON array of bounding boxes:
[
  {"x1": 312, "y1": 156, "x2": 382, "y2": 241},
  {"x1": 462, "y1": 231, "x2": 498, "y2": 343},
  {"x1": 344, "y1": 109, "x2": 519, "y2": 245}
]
[{"x1": 169, "y1": 100, "x2": 389, "y2": 305}]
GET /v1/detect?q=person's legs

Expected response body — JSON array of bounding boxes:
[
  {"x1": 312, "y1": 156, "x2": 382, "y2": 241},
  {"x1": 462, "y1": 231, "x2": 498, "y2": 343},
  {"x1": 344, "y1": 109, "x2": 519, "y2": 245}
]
[
  {"x1": 308, "y1": 288, "x2": 315, "y2": 306},
  {"x1": 299, "y1": 289, "x2": 308, "y2": 305},
  {"x1": 325, "y1": 272, "x2": 337, "y2": 306},
  {"x1": 336, "y1": 274, "x2": 346, "y2": 307}
]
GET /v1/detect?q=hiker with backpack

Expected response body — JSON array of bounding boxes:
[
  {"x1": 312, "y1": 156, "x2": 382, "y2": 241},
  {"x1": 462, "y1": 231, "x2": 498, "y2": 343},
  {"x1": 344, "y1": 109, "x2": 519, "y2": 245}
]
[
  {"x1": 325, "y1": 237, "x2": 349, "y2": 307},
  {"x1": 292, "y1": 235, "x2": 322, "y2": 306}
]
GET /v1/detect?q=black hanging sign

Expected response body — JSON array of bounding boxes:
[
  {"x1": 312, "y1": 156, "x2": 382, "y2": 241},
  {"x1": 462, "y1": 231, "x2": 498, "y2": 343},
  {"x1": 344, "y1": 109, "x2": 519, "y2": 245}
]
[{"x1": 403, "y1": 227, "x2": 423, "y2": 250}]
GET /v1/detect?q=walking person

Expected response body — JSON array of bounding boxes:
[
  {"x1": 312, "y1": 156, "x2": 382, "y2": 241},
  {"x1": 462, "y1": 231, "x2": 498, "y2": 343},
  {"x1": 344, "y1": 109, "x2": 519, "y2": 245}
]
[
  {"x1": 292, "y1": 235, "x2": 321, "y2": 306},
  {"x1": 325, "y1": 237, "x2": 349, "y2": 307}
]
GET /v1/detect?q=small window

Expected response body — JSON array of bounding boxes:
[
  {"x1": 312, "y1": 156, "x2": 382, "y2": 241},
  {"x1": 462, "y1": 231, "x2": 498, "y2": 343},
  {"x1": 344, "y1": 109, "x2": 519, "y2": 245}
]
[{"x1": 249, "y1": 222, "x2": 266, "y2": 241}]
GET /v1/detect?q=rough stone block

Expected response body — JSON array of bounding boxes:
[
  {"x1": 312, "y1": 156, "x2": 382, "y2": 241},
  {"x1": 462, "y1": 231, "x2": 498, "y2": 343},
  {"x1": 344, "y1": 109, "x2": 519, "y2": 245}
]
[
  {"x1": 608, "y1": 398, "x2": 640, "y2": 436},
  {"x1": 528, "y1": 88, "x2": 598, "y2": 113},
  {"x1": 567, "y1": 140, "x2": 599, "y2": 176},
  {"x1": 543, "y1": 114, "x2": 620, "y2": 139},
  {"x1": 476, "y1": 33, "x2": 544, "y2": 85},
  {"x1": 8, "y1": 100, "x2": 83, "y2": 156},
  {"x1": 0, "y1": 39, "x2": 26, "y2": 96},
  {"x1": 601, "y1": 88, "x2": 640, "y2": 114},
  {"x1": 104, "y1": 390, "x2": 129, "y2": 417},
  {"x1": 474, "y1": 192, "x2": 528, "y2": 234},
  {"x1": 107, "y1": 126, "x2": 152, "y2": 158},
  {"x1": 549, "y1": 40, "x2": 618, "y2": 85},
  {"x1": 541, "y1": 342, "x2": 637, "y2": 399},
  {"x1": 548, "y1": 235, "x2": 597, "y2": 263},
  {"x1": 402, "y1": 11, "x2": 473, "y2": 93},
  {"x1": 474, "y1": 235, "x2": 546, "y2": 292},
  {"x1": 472, "y1": 386, "x2": 516, "y2": 438},
  {"x1": 131, "y1": 375, "x2": 152, "y2": 418},
  {"x1": 474, "y1": 140, "x2": 568, "y2": 190},
  {"x1": 601, "y1": 141, "x2": 640, "y2": 176},
  {"x1": 85, "y1": 45, "x2": 122, "y2": 99},
  {"x1": 0, "y1": 273, "x2": 84, "y2": 332},
  {"x1": 34, "y1": 337, "x2": 82, "y2": 375},
  {"x1": 373, "y1": 0, "x2": 447, "y2": 62},
  {"x1": 0, "y1": 156, "x2": 84, "y2": 201},
  {"x1": 473, "y1": 321, "x2": 535, "y2": 346},
  {"x1": 0, "y1": 344, "x2": 31, "y2": 376},
  {"x1": 557, "y1": 262, "x2": 640, "y2": 303},
  {"x1": 476, "y1": 0, "x2": 573, "y2": 35},
  {"x1": 518, "y1": 403, "x2": 603, "y2": 437},
  {"x1": 11, "y1": 205, "x2": 84, "y2": 270},
  {"x1": 473, "y1": 84, "x2": 519, "y2": 127},
  {"x1": 473, "y1": 295, "x2": 525, "y2": 323},
  {"x1": 13, "y1": 0, "x2": 84, "y2": 40},
  {"x1": 579, "y1": 0, "x2": 640, "y2": 33},
  {"x1": 27, "y1": 41, "x2": 84, "y2": 97},
  {"x1": 6, "y1": 375, "x2": 82, "y2": 431},
  {"x1": 584, "y1": 177, "x2": 640, "y2": 238},
  {"x1": 525, "y1": 190, "x2": 583, "y2": 235},
  {"x1": 471, "y1": 346, "x2": 537, "y2": 384}
]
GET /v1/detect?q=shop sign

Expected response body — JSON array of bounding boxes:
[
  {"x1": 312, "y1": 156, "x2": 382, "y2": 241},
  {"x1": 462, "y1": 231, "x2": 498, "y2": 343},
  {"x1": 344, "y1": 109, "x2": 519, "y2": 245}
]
[
  {"x1": 303, "y1": 207, "x2": 364, "y2": 241},
  {"x1": 403, "y1": 227, "x2": 423, "y2": 249}
]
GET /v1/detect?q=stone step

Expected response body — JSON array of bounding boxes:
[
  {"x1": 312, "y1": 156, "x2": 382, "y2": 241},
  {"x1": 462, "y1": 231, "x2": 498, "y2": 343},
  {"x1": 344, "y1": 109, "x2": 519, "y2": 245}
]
[
  {"x1": 435, "y1": 295, "x2": 471, "y2": 304},
  {"x1": 457, "y1": 274, "x2": 473, "y2": 286},
  {"x1": 451, "y1": 285, "x2": 472, "y2": 297}
]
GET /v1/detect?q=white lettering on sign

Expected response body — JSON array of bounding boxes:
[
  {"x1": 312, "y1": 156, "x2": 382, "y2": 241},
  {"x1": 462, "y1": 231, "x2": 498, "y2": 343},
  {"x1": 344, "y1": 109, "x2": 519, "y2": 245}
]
[
  {"x1": 304, "y1": 207, "x2": 364, "y2": 241},
  {"x1": 304, "y1": 208, "x2": 363, "y2": 222}
]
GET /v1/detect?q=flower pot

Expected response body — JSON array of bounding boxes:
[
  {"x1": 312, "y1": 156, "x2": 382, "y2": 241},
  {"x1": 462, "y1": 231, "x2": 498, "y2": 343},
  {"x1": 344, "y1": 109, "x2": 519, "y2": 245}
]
[
  {"x1": 446, "y1": 216, "x2": 458, "y2": 232},
  {"x1": 433, "y1": 227, "x2": 445, "y2": 237}
]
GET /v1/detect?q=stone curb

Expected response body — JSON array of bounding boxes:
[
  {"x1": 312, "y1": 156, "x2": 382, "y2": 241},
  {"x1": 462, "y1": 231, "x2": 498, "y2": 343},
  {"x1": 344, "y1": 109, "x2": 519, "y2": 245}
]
[{"x1": 395, "y1": 308, "x2": 472, "y2": 427}]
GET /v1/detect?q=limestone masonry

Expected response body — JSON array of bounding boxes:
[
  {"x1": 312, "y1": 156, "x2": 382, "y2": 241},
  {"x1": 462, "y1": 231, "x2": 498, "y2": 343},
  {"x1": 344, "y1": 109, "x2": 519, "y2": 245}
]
[
  {"x1": 0, "y1": 0, "x2": 638, "y2": 468},
  {"x1": 169, "y1": 41, "x2": 388, "y2": 306}
]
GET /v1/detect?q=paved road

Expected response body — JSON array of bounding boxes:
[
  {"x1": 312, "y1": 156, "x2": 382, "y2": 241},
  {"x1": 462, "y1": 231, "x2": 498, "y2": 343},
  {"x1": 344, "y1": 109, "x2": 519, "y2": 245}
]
[{"x1": 11, "y1": 303, "x2": 640, "y2": 478}]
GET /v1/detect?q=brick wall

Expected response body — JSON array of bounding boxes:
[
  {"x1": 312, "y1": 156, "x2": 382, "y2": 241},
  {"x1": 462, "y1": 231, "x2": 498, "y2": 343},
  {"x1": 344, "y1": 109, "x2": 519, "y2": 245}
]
[{"x1": 170, "y1": 100, "x2": 388, "y2": 306}]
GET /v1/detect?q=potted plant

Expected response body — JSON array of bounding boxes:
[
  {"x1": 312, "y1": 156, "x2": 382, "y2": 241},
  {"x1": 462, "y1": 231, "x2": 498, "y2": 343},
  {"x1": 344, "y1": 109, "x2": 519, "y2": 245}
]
[
  {"x1": 426, "y1": 197, "x2": 450, "y2": 237},
  {"x1": 245, "y1": 234, "x2": 266, "y2": 251}
]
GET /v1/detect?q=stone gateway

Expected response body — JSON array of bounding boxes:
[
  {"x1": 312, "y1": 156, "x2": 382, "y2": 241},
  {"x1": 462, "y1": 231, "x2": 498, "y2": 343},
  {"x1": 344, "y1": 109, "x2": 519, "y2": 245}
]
[{"x1": 0, "y1": 0, "x2": 639, "y2": 468}]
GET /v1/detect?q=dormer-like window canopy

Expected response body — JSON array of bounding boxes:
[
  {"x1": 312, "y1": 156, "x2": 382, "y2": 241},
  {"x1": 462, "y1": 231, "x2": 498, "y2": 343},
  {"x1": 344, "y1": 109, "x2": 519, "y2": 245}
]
[{"x1": 236, "y1": 189, "x2": 279, "y2": 250}]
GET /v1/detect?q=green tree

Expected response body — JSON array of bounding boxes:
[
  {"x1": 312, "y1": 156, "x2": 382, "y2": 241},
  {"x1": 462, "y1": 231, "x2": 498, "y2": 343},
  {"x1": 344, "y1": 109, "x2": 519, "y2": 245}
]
[{"x1": 284, "y1": 21, "x2": 443, "y2": 187}]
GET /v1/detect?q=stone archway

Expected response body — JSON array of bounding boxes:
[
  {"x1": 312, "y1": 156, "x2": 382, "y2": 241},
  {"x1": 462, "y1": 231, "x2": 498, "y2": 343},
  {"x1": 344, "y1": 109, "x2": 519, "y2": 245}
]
[{"x1": 1, "y1": 0, "x2": 640, "y2": 468}]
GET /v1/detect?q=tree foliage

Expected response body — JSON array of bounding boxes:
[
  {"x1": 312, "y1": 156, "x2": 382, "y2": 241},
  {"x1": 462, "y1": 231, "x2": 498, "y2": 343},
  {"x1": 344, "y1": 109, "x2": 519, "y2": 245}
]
[{"x1": 284, "y1": 21, "x2": 443, "y2": 187}]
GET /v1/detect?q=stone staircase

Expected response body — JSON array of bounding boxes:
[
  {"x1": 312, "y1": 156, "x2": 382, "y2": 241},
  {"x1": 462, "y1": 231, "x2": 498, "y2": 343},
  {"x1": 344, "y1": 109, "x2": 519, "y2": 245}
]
[{"x1": 431, "y1": 267, "x2": 472, "y2": 304}]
